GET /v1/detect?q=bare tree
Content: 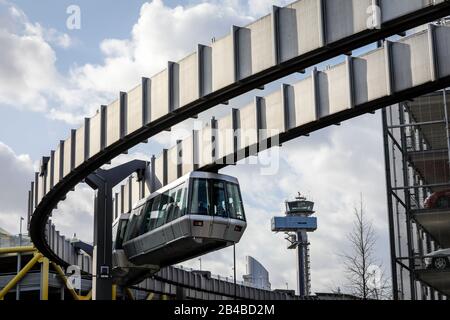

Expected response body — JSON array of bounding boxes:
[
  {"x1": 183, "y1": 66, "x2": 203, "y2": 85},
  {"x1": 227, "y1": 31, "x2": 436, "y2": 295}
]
[{"x1": 340, "y1": 195, "x2": 391, "y2": 300}]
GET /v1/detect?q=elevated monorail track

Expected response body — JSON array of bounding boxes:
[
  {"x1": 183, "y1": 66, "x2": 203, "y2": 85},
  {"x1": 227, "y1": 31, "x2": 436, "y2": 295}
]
[{"x1": 28, "y1": 0, "x2": 450, "y2": 272}]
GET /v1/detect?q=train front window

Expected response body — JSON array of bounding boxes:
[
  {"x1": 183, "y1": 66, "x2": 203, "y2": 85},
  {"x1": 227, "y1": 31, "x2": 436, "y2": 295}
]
[
  {"x1": 190, "y1": 179, "x2": 209, "y2": 215},
  {"x1": 211, "y1": 181, "x2": 227, "y2": 217},
  {"x1": 226, "y1": 183, "x2": 245, "y2": 220}
]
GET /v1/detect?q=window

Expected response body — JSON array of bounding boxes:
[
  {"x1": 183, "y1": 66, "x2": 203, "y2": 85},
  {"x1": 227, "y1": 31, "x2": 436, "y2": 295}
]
[
  {"x1": 175, "y1": 185, "x2": 187, "y2": 218},
  {"x1": 154, "y1": 191, "x2": 169, "y2": 229},
  {"x1": 165, "y1": 187, "x2": 178, "y2": 224},
  {"x1": 123, "y1": 205, "x2": 144, "y2": 242},
  {"x1": 211, "y1": 181, "x2": 227, "y2": 217},
  {"x1": 166, "y1": 182, "x2": 186, "y2": 223},
  {"x1": 140, "y1": 198, "x2": 153, "y2": 235},
  {"x1": 114, "y1": 219, "x2": 128, "y2": 249},
  {"x1": 288, "y1": 201, "x2": 313, "y2": 212},
  {"x1": 226, "y1": 183, "x2": 245, "y2": 220},
  {"x1": 190, "y1": 179, "x2": 209, "y2": 215},
  {"x1": 147, "y1": 195, "x2": 161, "y2": 232}
]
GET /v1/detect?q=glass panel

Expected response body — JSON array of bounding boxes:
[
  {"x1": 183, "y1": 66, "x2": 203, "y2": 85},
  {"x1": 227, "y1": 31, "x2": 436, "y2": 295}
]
[
  {"x1": 211, "y1": 180, "x2": 227, "y2": 217},
  {"x1": 226, "y1": 183, "x2": 246, "y2": 220},
  {"x1": 171, "y1": 184, "x2": 185, "y2": 221},
  {"x1": 123, "y1": 206, "x2": 143, "y2": 242},
  {"x1": 147, "y1": 195, "x2": 161, "y2": 232},
  {"x1": 140, "y1": 198, "x2": 153, "y2": 235},
  {"x1": 115, "y1": 219, "x2": 128, "y2": 249},
  {"x1": 165, "y1": 186, "x2": 179, "y2": 224},
  {"x1": 190, "y1": 179, "x2": 209, "y2": 215},
  {"x1": 154, "y1": 191, "x2": 169, "y2": 229},
  {"x1": 112, "y1": 222, "x2": 118, "y2": 249},
  {"x1": 288, "y1": 201, "x2": 314, "y2": 211},
  {"x1": 180, "y1": 184, "x2": 188, "y2": 216}
]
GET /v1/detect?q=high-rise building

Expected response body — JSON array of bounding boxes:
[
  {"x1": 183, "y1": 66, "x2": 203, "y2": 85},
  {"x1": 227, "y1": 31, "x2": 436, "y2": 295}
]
[{"x1": 243, "y1": 256, "x2": 271, "y2": 290}]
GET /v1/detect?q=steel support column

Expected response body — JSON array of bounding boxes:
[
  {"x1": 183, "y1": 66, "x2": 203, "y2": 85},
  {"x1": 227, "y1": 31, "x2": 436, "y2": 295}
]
[
  {"x1": 399, "y1": 103, "x2": 417, "y2": 300},
  {"x1": 381, "y1": 107, "x2": 399, "y2": 300},
  {"x1": 40, "y1": 257, "x2": 49, "y2": 300},
  {"x1": 296, "y1": 231, "x2": 308, "y2": 297},
  {"x1": 85, "y1": 160, "x2": 147, "y2": 300}
]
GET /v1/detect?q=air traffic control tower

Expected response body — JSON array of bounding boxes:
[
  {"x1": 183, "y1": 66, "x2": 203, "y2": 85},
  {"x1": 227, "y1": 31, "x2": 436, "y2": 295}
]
[{"x1": 271, "y1": 193, "x2": 317, "y2": 297}]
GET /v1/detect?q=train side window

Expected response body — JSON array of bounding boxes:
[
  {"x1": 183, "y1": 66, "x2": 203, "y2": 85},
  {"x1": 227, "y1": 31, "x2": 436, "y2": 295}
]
[
  {"x1": 211, "y1": 180, "x2": 227, "y2": 217},
  {"x1": 173, "y1": 186, "x2": 184, "y2": 219},
  {"x1": 226, "y1": 183, "x2": 245, "y2": 220},
  {"x1": 130, "y1": 205, "x2": 145, "y2": 239},
  {"x1": 123, "y1": 211, "x2": 138, "y2": 242},
  {"x1": 148, "y1": 195, "x2": 160, "y2": 232},
  {"x1": 112, "y1": 222, "x2": 118, "y2": 249},
  {"x1": 155, "y1": 191, "x2": 169, "y2": 228},
  {"x1": 165, "y1": 187, "x2": 178, "y2": 223},
  {"x1": 140, "y1": 198, "x2": 153, "y2": 235},
  {"x1": 190, "y1": 179, "x2": 209, "y2": 215},
  {"x1": 180, "y1": 185, "x2": 188, "y2": 216},
  {"x1": 115, "y1": 219, "x2": 128, "y2": 249}
]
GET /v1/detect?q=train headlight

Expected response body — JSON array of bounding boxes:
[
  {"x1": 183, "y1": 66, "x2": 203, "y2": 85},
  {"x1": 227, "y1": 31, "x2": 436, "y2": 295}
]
[
  {"x1": 234, "y1": 225, "x2": 242, "y2": 232},
  {"x1": 193, "y1": 220, "x2": 204, "y2": 227}
]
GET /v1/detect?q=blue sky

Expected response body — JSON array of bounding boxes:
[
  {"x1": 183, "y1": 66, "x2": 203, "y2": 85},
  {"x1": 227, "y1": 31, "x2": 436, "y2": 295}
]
[{"x1": 0, "y1": 0, "x2": 392, "y2": 295}]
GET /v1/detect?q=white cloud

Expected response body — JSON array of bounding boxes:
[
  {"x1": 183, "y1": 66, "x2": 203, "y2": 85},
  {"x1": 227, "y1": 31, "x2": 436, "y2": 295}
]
[
  {"x1": 0, "y1": 0, "x2": 282, "y2": 124},
  {"x1": 70, "y1": 0, "x2": 253, "y2": 96},
  {"x1": 51, "y1": 184, "x2": 94, "y2": 243},
  {"x1": 0, "y1": 141, "x2": 34, "y2": 234}
]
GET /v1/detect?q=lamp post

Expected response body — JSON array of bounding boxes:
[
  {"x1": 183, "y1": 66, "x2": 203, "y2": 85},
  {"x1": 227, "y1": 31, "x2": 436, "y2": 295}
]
[
  {"x1": 198, "y1": 258, "x2": 202, "y2": 271},
  {"x1": 233, "y1": 243, "x2": 237, "y2": 299}
]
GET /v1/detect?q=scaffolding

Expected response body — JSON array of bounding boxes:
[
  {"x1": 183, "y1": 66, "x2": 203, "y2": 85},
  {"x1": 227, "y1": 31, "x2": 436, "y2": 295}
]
[{"x1": 382, "y1": 89, "x2": 450, "y2": 300}]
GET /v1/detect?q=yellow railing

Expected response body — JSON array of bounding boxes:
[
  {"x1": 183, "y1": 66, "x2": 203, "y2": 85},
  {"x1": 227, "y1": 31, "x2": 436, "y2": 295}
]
[{"x1": 0, "y1": 246, "x2": 156, "y2": 300}]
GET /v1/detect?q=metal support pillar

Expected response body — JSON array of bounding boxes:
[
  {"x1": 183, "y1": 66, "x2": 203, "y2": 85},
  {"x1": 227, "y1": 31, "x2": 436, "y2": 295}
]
[
  {"x1": 85, "y1": 160, "x2": 147, "y2": 300},
  {"x1": 399, "y1": 104, "x2": 417, "y2": 300},
  {"x1": 233, "y1": 243, "x2": 237, "y2": 300},
  {"x1": 381, "y1": 107, "x2": 399, "y2": 300},
  {"x1": 296, "y1": 231, "x2": 308, "y2": 297},
  {"x1": 443, "y1": 89, "x2": 450, "y2": 172},
  {"x1": 40, "y1": 257, "x2": 49, "y2": 300}
]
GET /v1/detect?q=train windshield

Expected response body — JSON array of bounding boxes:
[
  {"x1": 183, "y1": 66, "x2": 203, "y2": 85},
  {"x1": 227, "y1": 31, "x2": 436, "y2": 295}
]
[{"x1": 190, "y1": 178, "x2": 245, "y2": 220}]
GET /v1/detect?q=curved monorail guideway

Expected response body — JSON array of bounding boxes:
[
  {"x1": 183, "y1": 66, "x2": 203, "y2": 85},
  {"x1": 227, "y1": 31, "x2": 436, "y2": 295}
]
[{"x1": 25, "y1": 0, "x2": 450, "y2": 299}]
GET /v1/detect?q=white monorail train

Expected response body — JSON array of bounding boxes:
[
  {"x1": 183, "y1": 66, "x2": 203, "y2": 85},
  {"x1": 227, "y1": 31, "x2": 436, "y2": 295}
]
[{"x1": 112, "y1": 171, "x2": 247, "y2": 285}]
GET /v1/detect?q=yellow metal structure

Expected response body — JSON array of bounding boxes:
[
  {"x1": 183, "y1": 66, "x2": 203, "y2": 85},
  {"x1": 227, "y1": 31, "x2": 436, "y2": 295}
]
[
  {"x1": 0, "y1": 246, "x2": 126, "y2": 301},
  {"x1": 51, "y1": 262, "x2": 92, "y2": 300},
  {"x1": 112, "y1": 285, "x2": 117, "y2": 300},
  {"x1": 39, "y1": 257, "x2": 49, "y2": 300},
  {"x1": 0, "y1": 246, "x2": 96, "y2": 300},
  {"x1": 0, "y1": 246, "x2": 35, "y2": 254},
  {"x1": 125, "y1": 288, "x2": 134, "y2": 300},
  {"x1": 0, "y1": 252, "x2": 42, "y2": 299}
]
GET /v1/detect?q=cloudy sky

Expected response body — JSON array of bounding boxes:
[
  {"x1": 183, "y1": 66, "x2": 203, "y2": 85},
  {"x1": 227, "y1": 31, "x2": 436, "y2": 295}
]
[{"x1": 0, "y1": 0, "x2": 391, "y2": 294}]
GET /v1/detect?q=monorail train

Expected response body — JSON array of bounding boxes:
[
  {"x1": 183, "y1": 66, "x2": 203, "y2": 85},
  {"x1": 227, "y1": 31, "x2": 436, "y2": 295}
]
[{"x1": 112, "y1": 171, "x2": 247, "y2": 285}]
